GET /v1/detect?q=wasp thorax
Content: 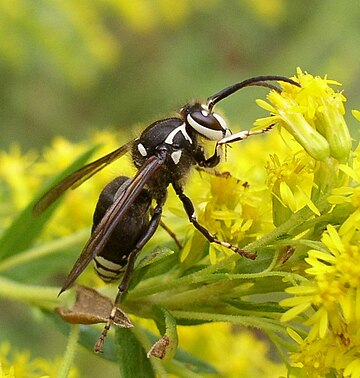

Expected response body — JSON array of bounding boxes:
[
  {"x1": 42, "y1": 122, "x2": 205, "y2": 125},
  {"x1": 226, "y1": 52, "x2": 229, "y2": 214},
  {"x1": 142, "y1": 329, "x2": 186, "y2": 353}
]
[{"x1": 184, "y1": 103, "x2": 231, "y2": 141}]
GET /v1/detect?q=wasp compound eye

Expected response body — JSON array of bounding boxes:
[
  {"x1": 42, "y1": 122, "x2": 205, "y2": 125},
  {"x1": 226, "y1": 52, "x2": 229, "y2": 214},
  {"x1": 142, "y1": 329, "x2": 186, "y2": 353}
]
[{"x1": 187, "y1": 110, "x2": 230, "y2": 141}]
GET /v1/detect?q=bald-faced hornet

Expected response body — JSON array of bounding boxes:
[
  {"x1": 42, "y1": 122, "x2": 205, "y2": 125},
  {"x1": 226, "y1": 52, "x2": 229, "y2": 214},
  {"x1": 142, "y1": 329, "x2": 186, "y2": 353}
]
[{"x1": 33, "y1": 75, "x2": 300, "y2": 352}]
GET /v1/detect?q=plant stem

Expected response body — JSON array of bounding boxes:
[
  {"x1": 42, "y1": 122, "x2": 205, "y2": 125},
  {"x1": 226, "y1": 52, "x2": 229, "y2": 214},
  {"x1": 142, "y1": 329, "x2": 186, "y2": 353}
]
[
  {"x1": 57, "y1": 324, "x2": 80, "y2": 378},
  {"x1": 130, "y1": 254, "x2": 241, "y2": 299},
  {"x1": 170, "y1": 311, "x2": 288, "y2": 335},
  {"x1": 0, "y1": 276, "x2": 59, "y2": 308},
  {"x1": 0, "y1": 229, "x2": 88, "y2": 272}
]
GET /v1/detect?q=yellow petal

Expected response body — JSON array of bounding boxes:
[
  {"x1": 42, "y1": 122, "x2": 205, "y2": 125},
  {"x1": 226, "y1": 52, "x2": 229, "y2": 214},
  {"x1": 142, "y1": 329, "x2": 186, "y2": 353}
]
[
  {"x1": 279, "y1": 181, "x2": 297, "y2": 212},
  {"x1": 281, "y1": 302, "x2": 311, "y2": 322}
]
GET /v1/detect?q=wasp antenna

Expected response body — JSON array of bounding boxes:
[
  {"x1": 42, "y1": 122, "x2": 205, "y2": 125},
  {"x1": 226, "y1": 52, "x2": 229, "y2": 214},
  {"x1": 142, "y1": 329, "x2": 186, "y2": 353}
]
[{"x1": 207, "y1": 75, "x2": 300, "y2": 111}]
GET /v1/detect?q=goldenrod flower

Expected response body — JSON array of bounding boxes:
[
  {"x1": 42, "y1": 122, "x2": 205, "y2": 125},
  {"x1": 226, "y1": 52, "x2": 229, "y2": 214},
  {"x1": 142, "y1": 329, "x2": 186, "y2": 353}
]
[
  {"x1": 281, "y1": 224, "x2": 360, "y2": 376},
  {"x1": 255, "y1": 67, "x2": 352, "y2": 162},
  {"x1": 179, "y1": 138, "x2": 274, "y2": 264},
  {"x1": 0, "y1": 145, "x2": 38, "y2": 213},
  {"x1": 2, "y1": 68, "x2": 360, "y2": 377},
  {"x1": 177, "y1": 323, "x2": 286, "y2": 378},
  {"x1": 0, "y1": 341, "x2": 78, "y2": 378},
  {"x1": 266, "y1": 151, "x2": 319, "y2": 225}
]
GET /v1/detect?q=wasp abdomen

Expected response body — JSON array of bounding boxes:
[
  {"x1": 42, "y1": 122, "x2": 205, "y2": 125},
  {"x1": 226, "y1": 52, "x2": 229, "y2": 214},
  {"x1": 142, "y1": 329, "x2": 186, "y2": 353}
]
[{"x1": 92, "y1": 176, "x2": 151, "y2": 282}]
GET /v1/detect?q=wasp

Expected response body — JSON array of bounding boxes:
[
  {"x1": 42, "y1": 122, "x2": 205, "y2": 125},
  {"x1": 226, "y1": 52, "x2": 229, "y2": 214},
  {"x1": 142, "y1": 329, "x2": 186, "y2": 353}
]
[{"x1": 33, "y1": 75, "x2": 300, "y2": 352}]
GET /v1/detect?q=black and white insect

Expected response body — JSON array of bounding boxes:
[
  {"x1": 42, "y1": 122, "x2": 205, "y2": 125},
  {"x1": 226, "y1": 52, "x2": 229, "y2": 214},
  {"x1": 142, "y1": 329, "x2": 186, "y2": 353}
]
[{"x1": 33, "y1": 75, "x2": 300, "y2": 352}]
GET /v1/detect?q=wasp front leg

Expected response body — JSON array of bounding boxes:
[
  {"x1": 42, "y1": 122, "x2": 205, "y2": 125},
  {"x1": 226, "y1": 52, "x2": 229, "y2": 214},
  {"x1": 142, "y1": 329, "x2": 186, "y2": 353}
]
[
  {"x1": 194, "y1": 144, "x2": 222, "y2": 168},
  {"x1": 218, "y1": 124, "x2": 275, "y2": 146},
  {"x1": 172, "y1": 182, "x2": 256, "y2": 260}
]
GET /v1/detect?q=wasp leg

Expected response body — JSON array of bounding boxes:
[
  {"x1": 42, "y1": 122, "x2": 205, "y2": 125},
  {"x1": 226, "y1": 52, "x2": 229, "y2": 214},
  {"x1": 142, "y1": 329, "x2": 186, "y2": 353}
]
[
  {"x1": 195, "y1": 166, "x2": 232, "y2": 179},
  {"x1": 194, "y1": 145, "x2": 221, "y2": 168},
  {"x1": 172, "y1": 183, "x2": 256, "y2": 260},
  {"x1": 218, "y1": 124, "x2": 275, "y2": 145},
  {"x1": 160, "y1": 220, "x2": 183, "y2": 249},
  {"x1": 195, "y1": 123, "x2": 275, "y2": 171},
  {"x1": 94, "y1": 202, "x2": 164, "y2": 353}
]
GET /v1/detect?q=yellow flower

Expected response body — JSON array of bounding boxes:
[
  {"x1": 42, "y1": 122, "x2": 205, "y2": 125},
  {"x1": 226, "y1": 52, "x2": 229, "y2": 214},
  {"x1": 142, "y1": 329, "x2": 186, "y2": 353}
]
[
  {"x1": 266, "y1": 151, "x2": 319, "y2": 225},
  {"x1": 352, "y1": 109, "x2": 360, "y2": 122},
  {"x1": 281, "y1": 224, "x2": 360, "y2": 376},
  {"x1": 282, "y1": 225, "x2": 360, "y2": 325},
  {"x1": 255, "y1": 67, "x2": 352, "y2": 162},
  {"x1": 327, "y1": 163, "x2": 360, "y2": 242},
  {"x1": 0, "y1": 341, "x2": 78, "y2": 378},
  {"x1": 178, "y1": 136, "x2": 274, "y2": 263},
  {"x1": 344, "y1": 358, "x2": 360, "y2": 378},
  {"x1": 0, "y1": 145, "x2": 38, "y2": 211},
  {"x1": 177, "y1": 323, "x2": 286, "y2": 378},
  {"x1": 0, "y1": 132, "x2": 136, "y2": 240},
  {"x1": 287, "y1": 329, "x2": 351, "y2": 377}
]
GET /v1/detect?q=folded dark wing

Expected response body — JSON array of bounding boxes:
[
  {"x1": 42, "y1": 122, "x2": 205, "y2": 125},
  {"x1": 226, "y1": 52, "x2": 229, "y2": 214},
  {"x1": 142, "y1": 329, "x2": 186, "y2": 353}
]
[
  {"x1": 33, "y1": 140, "x2": 134, "y2": 215},
  {"x1": 59, "y1": 154, "x2": 166, "y2": 294}
]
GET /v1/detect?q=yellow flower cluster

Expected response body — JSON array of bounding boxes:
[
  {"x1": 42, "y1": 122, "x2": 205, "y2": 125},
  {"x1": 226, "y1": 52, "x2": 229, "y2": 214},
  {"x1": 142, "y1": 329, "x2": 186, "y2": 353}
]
[
  {"x1": 256, "y1": 67, "x2": 352, "y2": 162},
  {"x1": 266, "y1": 70, "x2": 360, "y2": 377},
  {"x1": 179, "y1": 158, "x2": 274, "y2": 264},
  {"x1": 0, "y1": 131, "x2": 135, "y2": 238},
  {"x1": 281, "y1": 207, "x2": 360, "y2": 376},
  {"x1": 266, "y1": 151, "x2": 318, "y2": 226},
  {"x1": 0, "y1": 341, "x2": 78, "y2": 378},
  {"x1": 177, "y1": 323, "x2": 287, "y2": 378},
  {"x1": 2, "y1": 68, "x2": 360, "y2": 377}
]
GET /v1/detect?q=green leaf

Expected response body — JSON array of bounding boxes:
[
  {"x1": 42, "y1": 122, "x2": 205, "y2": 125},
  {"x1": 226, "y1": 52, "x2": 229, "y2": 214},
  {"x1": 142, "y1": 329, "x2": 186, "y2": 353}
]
[
  {"x1": 235, "y1": 247, "x2": 274, "y2": 273},
  {"x1": 226, "y1": 299, "x2": 286, "y2": 313},
  {"x1": 171, "y1": 348, "x2": 218, "y2": 375},
  {"x1": 149, "y1": 307, "x2": 178, "y2": 360},
  {"x1": 45, "y1": 309, "x2": 217, "y2": 375},
  {"x1": 0, "y1": 146, "x2": 98, "y2": 261},
  {"x1": 42, "y1": 309, "x2": 118, "y2": 360},
  {"x1": 129, "y1": 246, "x2": 177, "y2": 290},
  {"x1": 143, "y1": 328, "x2": 218, "y2": 375},
  {"x1": 115, "y1": 327, "x2": 156, "y2": 378},
  {"x1": 136, "y1": 247, "x2": 175, "y2": 271}
]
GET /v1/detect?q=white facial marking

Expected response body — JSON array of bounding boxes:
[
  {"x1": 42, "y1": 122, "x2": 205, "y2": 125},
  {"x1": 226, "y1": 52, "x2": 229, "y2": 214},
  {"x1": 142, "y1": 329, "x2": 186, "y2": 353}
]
[
  {"x1": 171, "y1": 150, "x2": 182, "y2": 165},
  {"x1": 137, "y1": 143, "x2": 147, "y2": 157},
  {"x1": 187, "y1": 114, "x2": 224, "y2": 141},
  {"x1": 164, "y1": 123, "x2": 192, "y2": 145}
]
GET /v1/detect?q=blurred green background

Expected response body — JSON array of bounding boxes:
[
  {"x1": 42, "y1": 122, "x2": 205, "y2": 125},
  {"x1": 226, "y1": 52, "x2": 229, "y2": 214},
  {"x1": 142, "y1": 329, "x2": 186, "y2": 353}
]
[
  {"x1": 2, "y1": 0, "x2": 360, "y2": 152},
  {"x1": 1, "y1": 0, "x2": 360, "y2": 376}
]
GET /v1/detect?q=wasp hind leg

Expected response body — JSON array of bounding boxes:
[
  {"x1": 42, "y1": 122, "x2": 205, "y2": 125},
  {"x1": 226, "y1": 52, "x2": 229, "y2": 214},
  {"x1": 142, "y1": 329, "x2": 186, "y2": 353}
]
[{"x1": 94, "y1": 202, "x2": 164, "y2": 353}]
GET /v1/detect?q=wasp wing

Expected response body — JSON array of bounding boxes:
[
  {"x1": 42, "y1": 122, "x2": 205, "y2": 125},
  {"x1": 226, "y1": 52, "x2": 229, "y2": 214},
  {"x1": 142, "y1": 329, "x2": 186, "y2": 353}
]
[
  {"x1": 33, "y1": 140, "x2": 134, "y2": 215},
  {"x1": 59, "y1": 154, "x2": 166, "y2": 295}
]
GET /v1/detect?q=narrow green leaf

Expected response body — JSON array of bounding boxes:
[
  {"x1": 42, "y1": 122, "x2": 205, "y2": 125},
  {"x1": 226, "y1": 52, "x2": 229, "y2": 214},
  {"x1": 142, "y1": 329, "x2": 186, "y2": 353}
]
[
  {"x1": 42, "y1": 309, "x2": 117, "y2": 360},
  {"x1": 129, "y1": 247, "x2": 176, "y2": 289},
  {"x1": 149, "y1": 307, "x2": 178, "y2": 360},
  {"x1": 115, "y1": 327, "x2": 156, "y2": 378},
  {"x1": 226, "y1": 299, "x2": 286, "y2": 313},
  {"x1": 0, "y1": 146, "x2": 98, "y2": 260},
  {"x1": 172, "y1": 348, "x2": 218, "y2": 374},
  {"x1": 235, "y1": 247, "x2": 274, "y2": 273},
  {"x1": 136, "y1": 247, "x2": 175, "y2": 271},
  {"x1": 143, "y1": 328, "x2": 218, "y2": 374},
  {"x1": 45, "y1": 309, "x2": 217, "y2": 375}
]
